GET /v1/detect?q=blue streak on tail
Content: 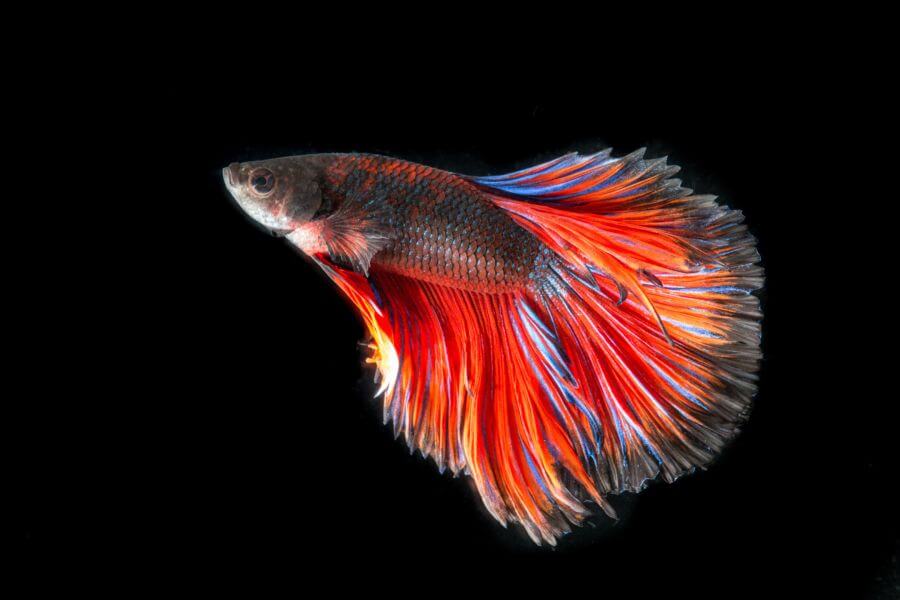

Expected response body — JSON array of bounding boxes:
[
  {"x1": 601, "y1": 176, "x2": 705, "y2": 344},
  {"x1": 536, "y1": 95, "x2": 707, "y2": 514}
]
[
  {"x1": 512, "y1": 302, "x2": 596, "y2": 462},
  {"x1": 662, "y1": 317, "x2": 724, "y2": 340},
  {"x1": 519, "y1": 305, "x2": 573, "y2": 383},
  {"x1": 634, "y1": 426, "x2": 663, "y2": 465},
  {"x1": 650, "y1": 363, "x2": 708, "y2": 410},
  {"x1": 521, "y1": 441, "x2": 554, "y2": 501}
]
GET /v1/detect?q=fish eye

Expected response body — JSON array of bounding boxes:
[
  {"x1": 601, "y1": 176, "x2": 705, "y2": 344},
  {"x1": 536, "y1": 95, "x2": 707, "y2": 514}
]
[{"x1": 249, "y1": 168, "x2": 275, "y2": 195}]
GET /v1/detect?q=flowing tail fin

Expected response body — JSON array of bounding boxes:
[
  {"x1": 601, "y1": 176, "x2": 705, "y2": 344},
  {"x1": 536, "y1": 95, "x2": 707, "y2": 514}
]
[{"x1": 316, "y1": 149, "x2": 762, "y2": 545}]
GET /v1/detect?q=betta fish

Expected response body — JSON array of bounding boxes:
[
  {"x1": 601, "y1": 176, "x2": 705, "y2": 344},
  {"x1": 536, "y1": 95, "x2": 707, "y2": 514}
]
[{"x1": 222, "y1": 149, "x2": 762, "y2": 545}]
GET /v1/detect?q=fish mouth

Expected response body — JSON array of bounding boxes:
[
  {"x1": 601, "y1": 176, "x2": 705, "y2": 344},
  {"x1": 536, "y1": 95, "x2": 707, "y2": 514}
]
[
  {"x1": 222, "y1": 165, "x2": 241, "y2": 199},
  {"x1": 223, "y1": 163, "x2": 239, "y2": 187}
]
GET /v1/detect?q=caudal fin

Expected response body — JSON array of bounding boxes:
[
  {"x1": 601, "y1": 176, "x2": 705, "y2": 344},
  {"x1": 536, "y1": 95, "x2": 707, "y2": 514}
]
[{"x1": 470, "y1": 149, "x2": 763, "y2": 493}]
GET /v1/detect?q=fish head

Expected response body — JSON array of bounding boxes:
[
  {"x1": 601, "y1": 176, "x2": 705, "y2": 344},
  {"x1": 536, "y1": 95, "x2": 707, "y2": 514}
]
[{"x1": 222, "y1": 155, "x2": 329, "y2": 236}]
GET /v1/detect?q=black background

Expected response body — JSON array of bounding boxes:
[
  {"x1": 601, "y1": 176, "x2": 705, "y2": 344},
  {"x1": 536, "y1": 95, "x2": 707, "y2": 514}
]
[{"x1": 14, "y1": 65, "x2": 895, "y2": 596}]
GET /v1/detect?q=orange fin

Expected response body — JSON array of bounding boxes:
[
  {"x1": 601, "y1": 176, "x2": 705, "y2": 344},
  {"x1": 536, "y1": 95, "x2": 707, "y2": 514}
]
[
  {"x1": 470, "y1": 148, "x2": 763, "y2": 487},
  {"x1": 327, "y1": 266, "x2": 614, "y2": 545}
]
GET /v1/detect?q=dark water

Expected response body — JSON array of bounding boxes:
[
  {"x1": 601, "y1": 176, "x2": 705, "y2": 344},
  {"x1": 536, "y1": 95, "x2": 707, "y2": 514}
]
[{"x1": 12, "y1": 67, "x2": 895, "y2": 597}]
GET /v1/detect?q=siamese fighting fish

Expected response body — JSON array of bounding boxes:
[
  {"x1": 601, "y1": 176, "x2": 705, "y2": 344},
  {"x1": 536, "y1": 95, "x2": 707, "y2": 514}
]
[{"x1": 222, "y1": 150, "x2": 763, "y2": 545}]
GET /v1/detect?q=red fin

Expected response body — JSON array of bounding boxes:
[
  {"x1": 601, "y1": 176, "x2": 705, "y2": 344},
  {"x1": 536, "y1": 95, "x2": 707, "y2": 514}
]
[
  {"x1": 316, "y1": 256, "x2": 610, "y2": 544},
  {"x1": 471, "y1": 149, "x2": 762, "y2": 492},
  {"x1": 313, "y1": 150, "x2": 762, "y2": 545},
  {"x1": 371, "y1": 271, "x2": 612, "y2": 544},
  {"x1": 310, "y1": 256, "x2": 399, "y2": 399}
]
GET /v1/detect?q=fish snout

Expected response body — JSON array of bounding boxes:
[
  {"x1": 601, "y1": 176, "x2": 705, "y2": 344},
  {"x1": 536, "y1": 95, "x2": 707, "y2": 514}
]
[{"x1": 223, "y1": 163, "x2": 241, "y2": 188}]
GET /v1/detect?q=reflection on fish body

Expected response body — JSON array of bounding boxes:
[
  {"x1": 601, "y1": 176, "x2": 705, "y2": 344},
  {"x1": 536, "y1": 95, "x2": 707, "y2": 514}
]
[{"x1": 223, "y1": 150, "x2": 763, "y2": 545}]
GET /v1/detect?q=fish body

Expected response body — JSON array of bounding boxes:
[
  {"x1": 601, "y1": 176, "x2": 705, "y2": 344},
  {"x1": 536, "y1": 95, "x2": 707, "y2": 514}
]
[
  {"x1": 223, "y1": 150, "x2": 763, "y2": 545},
  {"x1": 327, "y1": 154, "x2": 546, "y2": 292}
]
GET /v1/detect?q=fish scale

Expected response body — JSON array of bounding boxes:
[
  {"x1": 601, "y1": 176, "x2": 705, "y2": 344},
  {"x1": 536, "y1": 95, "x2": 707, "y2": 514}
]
[{"x1": 324, "y1": 154, "x2": 545, "y2": 293}]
